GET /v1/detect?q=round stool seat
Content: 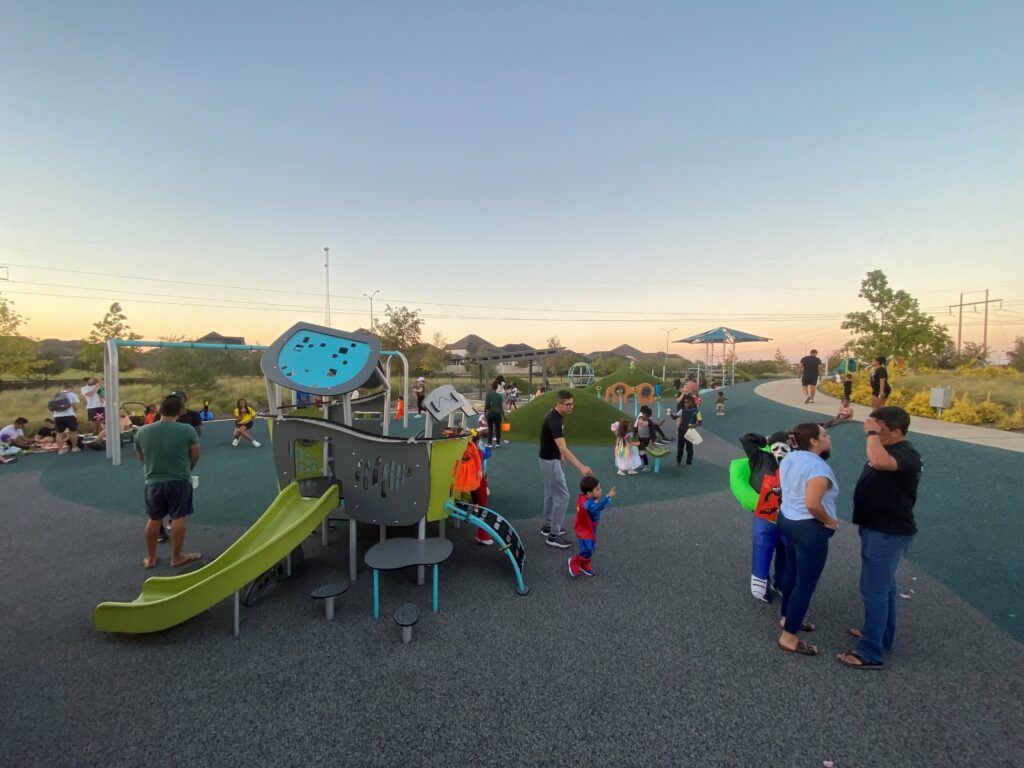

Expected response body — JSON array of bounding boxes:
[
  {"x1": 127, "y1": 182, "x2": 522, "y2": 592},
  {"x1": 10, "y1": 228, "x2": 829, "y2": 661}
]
[
  {"x1": 394, "y1": 603, "x2": 419, "y2": 627},
  {"x1": 311, "y1": 583, "x2": 347, "y2": 600}
]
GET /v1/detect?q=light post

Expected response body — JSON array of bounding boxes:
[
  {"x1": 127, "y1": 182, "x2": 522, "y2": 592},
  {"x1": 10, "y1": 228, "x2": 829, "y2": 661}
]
[
  {"x1": 660, "y1": 327, "x2": 677, "y2": 380},
  {"x1": 362, "y1": 290, "x2": 380, "y2": 330},
  {"x1": 323, "y1": 247, "x2": 331, "y2": 327}
]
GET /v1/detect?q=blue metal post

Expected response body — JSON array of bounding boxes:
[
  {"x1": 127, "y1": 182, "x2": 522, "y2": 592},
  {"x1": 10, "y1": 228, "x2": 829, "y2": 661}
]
[
  {"x1": 373, "y1": 569, "x2": 379, "y2": 618},
  {"x1": 432, "y1": 564, "x2": 439, "y2": 612}
]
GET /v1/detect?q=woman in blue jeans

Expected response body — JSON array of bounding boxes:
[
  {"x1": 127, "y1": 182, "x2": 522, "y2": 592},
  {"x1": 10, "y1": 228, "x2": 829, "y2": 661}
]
[{"x1": 777, "y1": 423, "x2": 839, "y2": 655}]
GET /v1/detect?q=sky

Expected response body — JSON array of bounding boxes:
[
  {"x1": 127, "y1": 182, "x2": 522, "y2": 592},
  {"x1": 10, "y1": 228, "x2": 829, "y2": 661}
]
[{"x1": 1, "y1": 1, "x2": 1022, "y2": 362}]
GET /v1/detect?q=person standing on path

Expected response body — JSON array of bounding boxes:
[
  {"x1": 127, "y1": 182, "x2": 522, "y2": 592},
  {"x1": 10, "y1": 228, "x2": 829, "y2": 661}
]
[
  {"x1": 80, "y1": 376, "x2": 105, "y2": 434},
  {"x1": 538, "y1": 390, "x2": 593, "y2": 549},
  {"x1": 412, "y1": 377, "x2": 426, "y2": 417},
  {"x1": 50, "y1": 383, "x2": 81, "y2": 455},
  {"x1": 869, "y1": 356, "x2": 891, "y2": 410},
  {"x1": 485, "y1": 379, "x2": 505, "y2": 448},
  {"x1": 799, "y1": 349, "x2": 823, "y2": 404},
  {"x1": 837, "y1": 406, "x2": 922, "y2": 670},
  {"x1": 135, "y1": 396, "x2": 202, "y2": 569}
]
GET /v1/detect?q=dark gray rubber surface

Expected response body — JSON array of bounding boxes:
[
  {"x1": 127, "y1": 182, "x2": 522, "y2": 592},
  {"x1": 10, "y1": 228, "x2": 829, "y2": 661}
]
[{"x1": 2, "y1": 469, "x2": 1022, "y2": 768}]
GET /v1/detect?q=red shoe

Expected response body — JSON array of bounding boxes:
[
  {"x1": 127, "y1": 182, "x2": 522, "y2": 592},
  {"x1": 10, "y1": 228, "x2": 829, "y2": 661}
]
[
  {"x1": 568, "y1": 556, "x2": 580, "y2": 578},
  {"x1": 579, "y1": 559, "x2": 594, "y2": 577}
]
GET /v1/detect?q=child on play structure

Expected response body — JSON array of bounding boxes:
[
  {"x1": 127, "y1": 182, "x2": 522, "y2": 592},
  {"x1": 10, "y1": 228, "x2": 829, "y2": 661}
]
[
  {"x1": 612, "y1": 420, "x2": 643, "y2": 476},
  {"x1": 568, "y1": 475, "x2": 616, "y2": 578},
  {"x1": 453, "y1": 429, "x2": 494, "y2": 545}
]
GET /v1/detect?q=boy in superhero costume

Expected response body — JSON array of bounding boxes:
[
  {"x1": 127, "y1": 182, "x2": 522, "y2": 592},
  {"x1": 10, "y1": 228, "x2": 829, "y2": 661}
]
[
  {"x1": 729, "y1": 431, "x2": 792, "y2": 602},
  {"x1": 568, "y1": 475, "x2": 616, "y2": 578}
]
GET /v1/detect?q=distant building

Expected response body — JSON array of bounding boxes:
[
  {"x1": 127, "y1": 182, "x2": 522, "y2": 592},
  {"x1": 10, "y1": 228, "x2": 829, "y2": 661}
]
[{"x1": 195, "y1": 332, "x2": 246, "y2": 346}]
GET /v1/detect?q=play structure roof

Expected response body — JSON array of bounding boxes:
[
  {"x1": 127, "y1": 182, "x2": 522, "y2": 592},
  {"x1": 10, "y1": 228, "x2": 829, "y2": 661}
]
[{"x1": 673, "y1": 327, "x2": 772, "y2": 344}]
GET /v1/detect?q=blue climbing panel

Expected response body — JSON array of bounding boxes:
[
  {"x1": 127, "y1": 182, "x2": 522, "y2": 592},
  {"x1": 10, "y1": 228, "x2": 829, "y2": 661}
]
[{"x1": 261, "y1": 322, "x2": 382, "y2": 396}]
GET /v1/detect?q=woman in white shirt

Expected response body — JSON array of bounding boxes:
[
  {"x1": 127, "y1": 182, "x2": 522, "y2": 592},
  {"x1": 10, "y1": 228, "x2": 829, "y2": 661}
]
[{"x1": 777, "y1": 423, "x2": 839, "y2": 656}]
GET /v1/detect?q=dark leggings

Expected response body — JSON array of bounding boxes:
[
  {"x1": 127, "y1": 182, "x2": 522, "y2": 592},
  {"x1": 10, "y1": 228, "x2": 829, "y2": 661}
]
[
  {"x1": 416, "y1": 395, "x2": 424, "y2": 414},
  {"x1": 676, "y1": 438, "x2": 693, "y2": 465},
  {"x1": 638, "y1": 437, "x2": 650, "y2": 465},
  {"x1": 487, "y1": 412, "x2": 502, "y2": 443}
]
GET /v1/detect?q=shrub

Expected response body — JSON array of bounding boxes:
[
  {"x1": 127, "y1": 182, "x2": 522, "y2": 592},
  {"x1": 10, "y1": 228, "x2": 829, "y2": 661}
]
[
  {"x1": 975, "y1": 395, "x2": 1007, "y2": 424},
  {"x1": 904, "y1": 390, "x2": 935, "y2": 418},
  {"x1": 940, "y1": 390, "x2": 981, "y2": 425},
  {"x1": 997, "y1": 404, "x2": 1024, "y2": 430}
]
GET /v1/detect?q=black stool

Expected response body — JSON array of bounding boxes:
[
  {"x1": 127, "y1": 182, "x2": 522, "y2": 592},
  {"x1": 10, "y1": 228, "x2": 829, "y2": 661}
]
[
  {"x1": 395, "y1": 603, "x2": 419, "y2": 643},
  {"x1": 310, "y1": 583, "x2": 347, "y2": 621}
]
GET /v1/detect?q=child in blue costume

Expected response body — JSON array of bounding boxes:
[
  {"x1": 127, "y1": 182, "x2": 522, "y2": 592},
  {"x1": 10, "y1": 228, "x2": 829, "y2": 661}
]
[
  {"x1": 568, "y1": 476, "x2": 616, "y2": 578},
  {"x1": 736, "y1": 431, "x2": 792, "y2": 602}
]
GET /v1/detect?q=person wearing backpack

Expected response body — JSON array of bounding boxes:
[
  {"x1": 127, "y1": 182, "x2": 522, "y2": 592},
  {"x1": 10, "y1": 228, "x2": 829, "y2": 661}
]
[{"x1": 49, "y1": 384, "x2": 81, "y2": 455}]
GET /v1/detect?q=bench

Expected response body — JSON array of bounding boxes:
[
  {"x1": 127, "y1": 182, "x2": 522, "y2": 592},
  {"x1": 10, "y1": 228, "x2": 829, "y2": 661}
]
[{"x1": 364, "y1": 537, "x2": 454, "y2": 619}]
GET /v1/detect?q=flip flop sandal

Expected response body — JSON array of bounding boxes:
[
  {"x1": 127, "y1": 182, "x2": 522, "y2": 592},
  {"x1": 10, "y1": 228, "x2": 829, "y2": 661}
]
[
  {"x1": 780, "y1": 620, "x2": 816, "y2": 632},
  {"x1": 779, "y1": 639, "x2": 818, "y2": 656},
  {"x1": 848, "y1": 628, "x2": 863, "y2": 639},
  {"x1": 837, "y1": 651, "x2": 884, "y2": 670}
]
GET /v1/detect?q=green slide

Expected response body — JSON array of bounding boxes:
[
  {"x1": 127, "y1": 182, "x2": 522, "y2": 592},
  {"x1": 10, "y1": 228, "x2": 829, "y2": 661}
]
[{"x1": 94, "y1": 482, "x2": 339, "y2": 634}]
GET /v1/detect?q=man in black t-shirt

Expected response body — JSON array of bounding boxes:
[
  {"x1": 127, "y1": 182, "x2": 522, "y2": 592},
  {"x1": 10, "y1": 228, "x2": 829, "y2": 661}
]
[
  {"x1": 799, "y1": 349, "x2": 823, "y2": 404},
  {"x1": 538, "y1": 390, "x2": 593, "y2": 549},
  {"x1": 168, "y1": 389, "x2": 203, "y2": 437},
  {"x1": 837, "y1": 406, "x2": 922, "y2": 670}
]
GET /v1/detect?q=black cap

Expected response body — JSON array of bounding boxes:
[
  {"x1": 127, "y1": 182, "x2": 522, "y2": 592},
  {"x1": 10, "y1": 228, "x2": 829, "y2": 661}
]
[{"x1": 168, "y1": 389, "x2": 187, "y2": 401}]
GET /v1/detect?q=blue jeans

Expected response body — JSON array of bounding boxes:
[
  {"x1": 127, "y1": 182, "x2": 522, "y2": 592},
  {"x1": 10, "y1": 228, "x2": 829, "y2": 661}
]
[
  {"x1": 856, "y1": 527, "x2": 913, "y2": 663},
  {"x1": 777, "y1": 516, "x2": 834, "y2": 634}
]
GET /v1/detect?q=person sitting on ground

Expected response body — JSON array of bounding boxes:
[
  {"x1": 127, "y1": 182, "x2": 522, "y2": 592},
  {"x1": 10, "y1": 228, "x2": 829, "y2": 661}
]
[
  {"x1": 34, "y1": 419, "x2": 59, "y2": 449},
  {"x1": 232, "y1": 398, "x2": 261, "y2": 448},
  {"x1": 822, "y1": 398, "x2": 855, "y2": 429},
  {"x1": 1, "y1": 418, "x2": 35, "y2": 449},
  {"x1": 199, "y1": 400, "x2": 215, "y2": 422}
]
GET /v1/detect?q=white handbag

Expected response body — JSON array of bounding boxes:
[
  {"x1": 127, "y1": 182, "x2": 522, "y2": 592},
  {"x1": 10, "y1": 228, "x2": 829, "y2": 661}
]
[{"x1": 684, "y1": 427, "x2": 703, "y2": 445}]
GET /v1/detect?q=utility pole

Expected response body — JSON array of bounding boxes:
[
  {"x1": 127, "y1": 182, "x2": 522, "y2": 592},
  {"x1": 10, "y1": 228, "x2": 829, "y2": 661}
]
[
  {"x1": 362, "y1": 290, "x2": 380, "y2": 331},
  {"x1": 949, "y1": 290, "x2": 1002, "y2": 357},
  {"x1": 323, "y1": 247, "x2": 331, "y2": 327},
  {"x1": 660, "y1": 327, "x2": 677, "y2": 380}
]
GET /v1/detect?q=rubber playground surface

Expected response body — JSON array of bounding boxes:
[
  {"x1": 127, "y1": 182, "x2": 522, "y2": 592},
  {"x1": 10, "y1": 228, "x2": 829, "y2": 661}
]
[{"x1": 2, "y1": 382, "x2": 1022, "y2": 767}]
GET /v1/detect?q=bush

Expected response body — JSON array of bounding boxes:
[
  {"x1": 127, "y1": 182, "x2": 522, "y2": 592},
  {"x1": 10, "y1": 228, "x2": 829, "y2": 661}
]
[
  {"x1": 940, "y1": 391, "x2": 982, "y2": 424},
  {"x1": 997, "y1": 404, "x2": 1024, "y2": 430},
  {"x1": 904, "y1": 390, "x2": 935, "y2": 418},
  {"x1": 975, "y1": 395, "x2": 1007, "y2": 424}
]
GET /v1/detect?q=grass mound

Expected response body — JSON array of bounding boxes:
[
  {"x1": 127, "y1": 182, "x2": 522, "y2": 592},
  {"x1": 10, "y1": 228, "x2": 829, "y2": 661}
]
[{"x1": 505, "y1": 389, "x2": 631, "y2": 445}]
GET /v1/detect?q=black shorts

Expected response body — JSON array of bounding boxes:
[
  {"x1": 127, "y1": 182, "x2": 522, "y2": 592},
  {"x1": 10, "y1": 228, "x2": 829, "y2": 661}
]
[
  {"x1": 801, "y1": 376, "x2": 818, "y2": 386},
  {"x1": 144, "y1": 480, "x2": 194, "y2": 521},
  {"x1": 88, "y1": 407, "x2": 104, "y2": 422},
  {"x1": 236, "y1": 422, "x2": 251, "y2": 431},
  {"x1": 54, "y1": 415, "x2": 79, "y2": 433}
]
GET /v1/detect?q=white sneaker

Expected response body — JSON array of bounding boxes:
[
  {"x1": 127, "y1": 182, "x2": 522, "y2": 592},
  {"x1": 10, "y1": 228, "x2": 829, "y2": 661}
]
[
  {"x1": 627, "y1": 470, "x2": 638, "y2": 475},
  {"x1": 252, "y1": 441, "x2": 261, "y2": 448},
  {"x1": 232, "y1": 439, "x2": 239, "y2": 447},
  {"x1": 616, "y1": 470, "x2": 626, "y2": 476}
]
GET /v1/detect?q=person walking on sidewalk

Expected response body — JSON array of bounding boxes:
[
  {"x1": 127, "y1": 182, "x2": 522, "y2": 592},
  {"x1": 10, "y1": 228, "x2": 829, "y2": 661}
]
[
  {"x1": 837, "y1": 406, "x2": 922, "y2": 670},
  {"x1": 538, "y1": 390, "x2": 593, "y2": 549},
  {"x1": 799, "y1": 349, "x2": 823, "y2": 403}
]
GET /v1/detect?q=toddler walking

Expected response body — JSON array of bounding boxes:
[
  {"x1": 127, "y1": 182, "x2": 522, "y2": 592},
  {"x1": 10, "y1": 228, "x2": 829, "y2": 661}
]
[
  {"x1": 568, "y1": 475, "x2": 616, "y2": 578},
  {"x1": 715, "y1": 390, "x2": 727, "y2": 416}
]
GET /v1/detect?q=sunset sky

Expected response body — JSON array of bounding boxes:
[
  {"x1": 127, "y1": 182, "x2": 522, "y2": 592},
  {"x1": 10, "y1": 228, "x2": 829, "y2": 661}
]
[{"x1": 2, "y1": 1, "x2": 1022, "y2": 361}]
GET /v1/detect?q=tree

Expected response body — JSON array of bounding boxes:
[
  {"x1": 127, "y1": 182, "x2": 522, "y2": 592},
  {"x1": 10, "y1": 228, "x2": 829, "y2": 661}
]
[
  {"x1": 421, "y1": 331, "x2": 451, "y2": 376},
  {"x1": 546, "y1": 335, "x2": 561, "y2": 350},
  {"x1": 841, "y1": 270, "x2": 951, "y2": 364},
  {"x1": 1006, "y1": 337, "x2": 1024, "y2": 372},
  {"x1": 372, "y1": 305, "x2": 423, "y2": 352},
  {"x1": 772, "y1": 348, "x2": 792, "y2": 373},
  {"x1": 0, "y1": 295, "x2": 25, "y2": 336},
  {"x1": 78, "y1": 302, "x2": 143, "y2": 371}
]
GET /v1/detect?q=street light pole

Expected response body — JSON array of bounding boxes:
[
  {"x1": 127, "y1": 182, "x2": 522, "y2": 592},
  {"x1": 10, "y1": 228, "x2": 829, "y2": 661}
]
[
  {"x1": 660, "y1": 327, "x2": 677, "y2": 380},
  {"x1": 362, "y1": 290, "x2": 380, "y2": 330},
  {"x1": 323, "y1": 247, "x2": 331, "y2": 327}
]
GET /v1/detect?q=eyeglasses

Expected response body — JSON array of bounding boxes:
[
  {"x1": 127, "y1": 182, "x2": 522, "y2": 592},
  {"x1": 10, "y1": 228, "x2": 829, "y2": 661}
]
[{"x1": 560, "y1": 402, "x2": 575, "y2": 407}]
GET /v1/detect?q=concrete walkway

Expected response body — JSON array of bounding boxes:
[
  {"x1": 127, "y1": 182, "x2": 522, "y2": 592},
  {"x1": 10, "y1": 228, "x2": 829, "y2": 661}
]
[{"x1": 755, "y1": 378, "x2": 1024, "y2": 453}]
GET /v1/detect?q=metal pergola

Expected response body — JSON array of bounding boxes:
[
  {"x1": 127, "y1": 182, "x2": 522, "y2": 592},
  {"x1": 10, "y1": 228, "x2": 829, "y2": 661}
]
[{"x1": 673, "y1": 327, "x2": 771, "y2": 387}]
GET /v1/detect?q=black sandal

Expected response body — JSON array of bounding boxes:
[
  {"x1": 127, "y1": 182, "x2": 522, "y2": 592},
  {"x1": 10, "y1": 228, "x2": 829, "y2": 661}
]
[{"x1": 837, "y1": 651, "x2": 884, "y2": 670}]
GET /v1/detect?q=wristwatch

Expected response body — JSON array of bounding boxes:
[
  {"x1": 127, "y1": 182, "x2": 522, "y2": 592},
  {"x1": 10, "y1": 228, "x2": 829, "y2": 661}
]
[{"x1": 866, "y1": 430, "x2": 879, "y2": 436}]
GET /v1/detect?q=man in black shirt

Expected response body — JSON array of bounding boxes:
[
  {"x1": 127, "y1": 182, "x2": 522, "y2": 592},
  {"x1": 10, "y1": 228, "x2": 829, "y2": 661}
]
[
  {"x1": 169, "y1": 389, "x2": 203, "y2": 438},
  {"x1": 838, "y1": 406, "x2": 922, "y2": 670},
  {"x1": 538, "y1": 390, "x2": 592, "y2": 549},
  {"x1": 799, "y1": 349, "x2": 823, "y2": 404}
]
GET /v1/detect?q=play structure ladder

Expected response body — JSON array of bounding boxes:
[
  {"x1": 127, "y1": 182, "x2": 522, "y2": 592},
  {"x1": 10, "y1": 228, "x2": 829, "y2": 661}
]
[{"x1": 446, "y1": 501, "x2": 529, "y2": 596}]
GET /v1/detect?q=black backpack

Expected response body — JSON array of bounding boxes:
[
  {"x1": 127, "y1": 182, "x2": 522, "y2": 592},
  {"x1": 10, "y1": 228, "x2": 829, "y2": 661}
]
[{"x1": 48, "y1": 392, "x2": 72, "y2": 412}]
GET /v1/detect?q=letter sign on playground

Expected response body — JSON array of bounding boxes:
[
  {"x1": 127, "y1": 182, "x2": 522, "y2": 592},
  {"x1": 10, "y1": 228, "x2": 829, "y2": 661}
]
[{"x1": 261, "y1": 322, "x2": 382, "y2": 397}]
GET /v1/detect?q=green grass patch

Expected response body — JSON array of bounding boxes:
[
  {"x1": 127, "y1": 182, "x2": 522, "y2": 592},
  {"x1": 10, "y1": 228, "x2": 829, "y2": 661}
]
[{"x1": 505, "y1": 389, "x2": 631, "y2": 445}]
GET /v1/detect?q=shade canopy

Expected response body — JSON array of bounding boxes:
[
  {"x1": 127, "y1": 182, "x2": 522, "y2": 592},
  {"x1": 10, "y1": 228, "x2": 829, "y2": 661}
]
[{"x1": 674, "y1": 326, "x2": 771, "y2": 344}]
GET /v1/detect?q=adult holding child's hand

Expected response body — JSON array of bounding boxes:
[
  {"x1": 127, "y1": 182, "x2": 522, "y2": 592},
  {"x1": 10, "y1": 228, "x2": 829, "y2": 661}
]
[{"x1": 538, "y1": 390, "x2": 592, "y2": 550}]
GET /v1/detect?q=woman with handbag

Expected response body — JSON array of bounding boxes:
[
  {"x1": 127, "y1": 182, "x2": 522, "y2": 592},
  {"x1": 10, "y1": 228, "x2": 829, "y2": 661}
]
[{"x1": 672, "y1": 394, "x2": 700, "y2": 468}]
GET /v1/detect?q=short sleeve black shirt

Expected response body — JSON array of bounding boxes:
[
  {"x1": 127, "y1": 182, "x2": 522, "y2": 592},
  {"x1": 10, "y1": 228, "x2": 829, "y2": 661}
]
[
  {"x1": 800, "y1": 356, "x2": 822, "y2": 380},
  {"x1": 179, "y1": 409, "x2": 203, "y2": 435},
  {"x1": 852, "y1": 440, "x2": 922, "y2": 536},
  {"x1": 539, "y1": 409, "x2": 564, "y2": 460},
  {"x1": 870, "y1": 366, "x2": 891, "y2": 396}
]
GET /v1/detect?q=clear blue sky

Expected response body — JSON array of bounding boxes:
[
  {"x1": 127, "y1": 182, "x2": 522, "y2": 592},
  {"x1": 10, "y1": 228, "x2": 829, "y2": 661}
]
[{"x1": 1, "y1": 1, "x2": 1022, "y2": 359}]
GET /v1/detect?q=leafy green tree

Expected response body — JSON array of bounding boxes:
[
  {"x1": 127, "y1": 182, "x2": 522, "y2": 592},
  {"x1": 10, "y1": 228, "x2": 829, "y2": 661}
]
[
  {"x1": 1005, "y1": 336, "x2": 1024, "y2": 372},
  {"x1": 372, "y1": 305, "x2": 423, "y2": 352},
  {"x1": 841, "y1": 270, "x2": 951, "y2": 364},
  {"x1": 772, "y1": 348, "x2": 792, "y2": 373},
  {"x1": 78, "y1": 302, "x2": 143, "y2": 371},
  {"x1": 0, "y1": 295, "x2": 25, "y2": 336},
  {"x1": 421, "y1": 332, "x2": 451, "y2": 376},
  {"x1": 0, "y1": 296, "x2": 45, "y2": 379}
]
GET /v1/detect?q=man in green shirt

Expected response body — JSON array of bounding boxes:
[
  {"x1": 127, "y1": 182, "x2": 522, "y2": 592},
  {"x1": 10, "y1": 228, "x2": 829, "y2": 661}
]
[{"x1": 135, "y1": 396, "x2": 202, "y2": 569}]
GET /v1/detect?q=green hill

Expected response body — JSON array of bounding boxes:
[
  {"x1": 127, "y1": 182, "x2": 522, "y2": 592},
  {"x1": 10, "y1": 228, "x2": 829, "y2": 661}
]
[{"x1": 505, "y1": 389, "x2": 631, "y2": 445}]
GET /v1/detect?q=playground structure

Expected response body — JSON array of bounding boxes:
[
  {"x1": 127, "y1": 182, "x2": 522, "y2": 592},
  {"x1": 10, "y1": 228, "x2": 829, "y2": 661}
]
[
  {"x1": 601, "y1": 381, "x2": 662, "y2": 417},
  {"x1": 94, "y1": 321, "x2": 528, "y2": 636},
  {"x1": 674, "y1": 326, "x2": 772, "y2": 388},
  {"x1": 567, "y1": 362, "x2": 595, "y2": 388}
]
